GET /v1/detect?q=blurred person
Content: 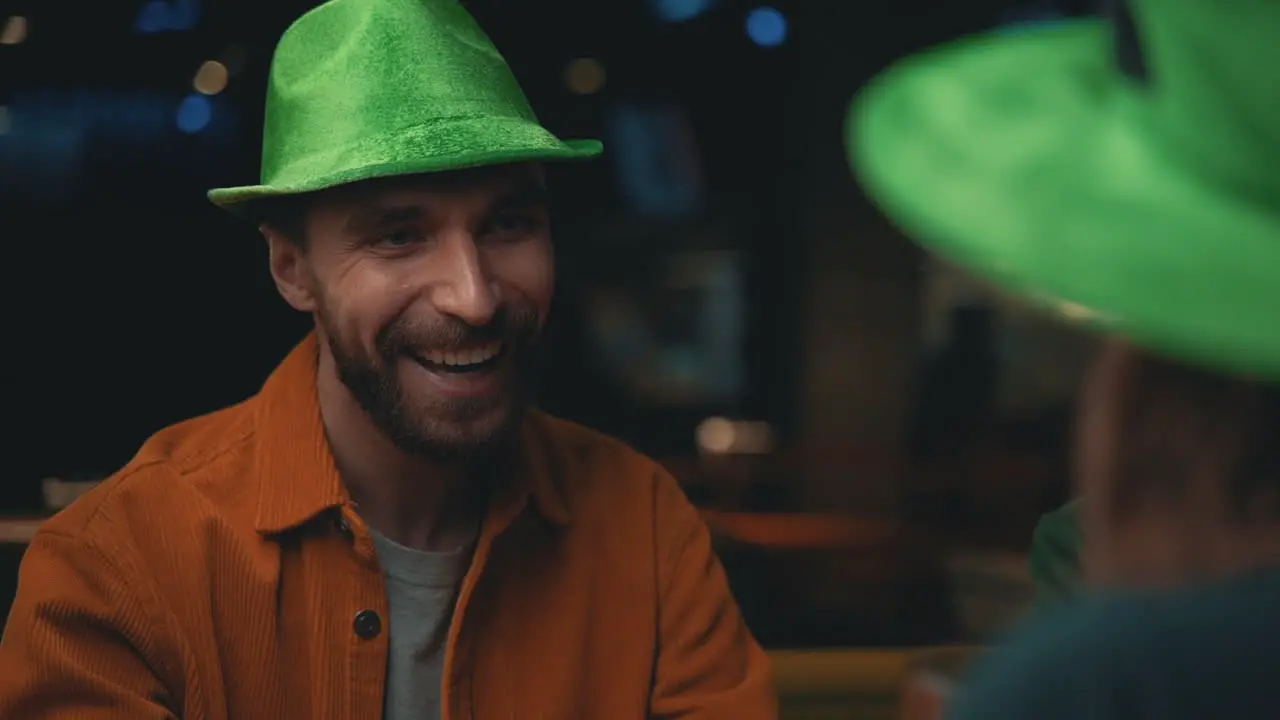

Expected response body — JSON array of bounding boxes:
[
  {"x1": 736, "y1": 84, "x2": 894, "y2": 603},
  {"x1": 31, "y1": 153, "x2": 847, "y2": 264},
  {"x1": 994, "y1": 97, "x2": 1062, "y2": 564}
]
[
  {"x1": 951, "y1": 347, "x2": 1280, "y2": 719},
  {"x1": 848, "y1": 0, "x2": 1280, "y2": 717},
  {"x1": 0, "y1": 0, "x2": 776, "y2": 718}
]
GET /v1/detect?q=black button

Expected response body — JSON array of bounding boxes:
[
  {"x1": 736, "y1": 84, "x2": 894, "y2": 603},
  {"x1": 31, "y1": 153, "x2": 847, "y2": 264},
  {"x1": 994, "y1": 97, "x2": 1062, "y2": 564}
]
[
  {"x1": 353, "y1": 609, "x2": 381, "y2": 639},
  {"x1": 335, "y1": 515, "x2": 351, "y2": 536}
]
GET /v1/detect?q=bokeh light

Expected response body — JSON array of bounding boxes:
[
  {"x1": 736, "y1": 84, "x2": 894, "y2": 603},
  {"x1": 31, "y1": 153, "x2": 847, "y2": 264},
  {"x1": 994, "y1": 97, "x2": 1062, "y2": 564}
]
[
  {"x1": 745, "y1": 7, "x2": 787, "y2": 47},
  {"x1": 176, "y1": 94, "x2": 212, "y2": 133},
  {"x1": 564, "y1": 58, "x2": 606, "y2": 95}
]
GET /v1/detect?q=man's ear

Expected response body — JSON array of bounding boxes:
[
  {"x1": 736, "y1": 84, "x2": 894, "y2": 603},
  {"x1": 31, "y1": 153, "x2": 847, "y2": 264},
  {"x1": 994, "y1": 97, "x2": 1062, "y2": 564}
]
[{"x1": 262, "y1": 225, "x2": 318, "y2": 312}]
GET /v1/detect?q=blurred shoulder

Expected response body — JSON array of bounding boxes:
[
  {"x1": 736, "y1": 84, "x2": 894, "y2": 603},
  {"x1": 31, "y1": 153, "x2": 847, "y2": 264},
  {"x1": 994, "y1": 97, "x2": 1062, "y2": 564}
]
[{"x1": 948, "y1": 595, "x2": 1161, "y2": 720}]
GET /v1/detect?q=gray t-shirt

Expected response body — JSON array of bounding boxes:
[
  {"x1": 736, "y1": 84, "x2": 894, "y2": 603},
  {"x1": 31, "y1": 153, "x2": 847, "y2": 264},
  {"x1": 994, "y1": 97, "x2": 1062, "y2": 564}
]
[{"x1": 369, "y1": 528, "x2": 476, "y2": 720}]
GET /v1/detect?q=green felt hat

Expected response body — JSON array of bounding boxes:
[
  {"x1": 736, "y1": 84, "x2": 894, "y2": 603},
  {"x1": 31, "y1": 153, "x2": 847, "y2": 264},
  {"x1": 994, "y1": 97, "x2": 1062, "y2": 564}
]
[
  {"x1": 208, "y1": 0, "x2": 601, "y2": 217},
  {"x1": 847, "y1": 0, "x2": 1280, "y2": 379}
]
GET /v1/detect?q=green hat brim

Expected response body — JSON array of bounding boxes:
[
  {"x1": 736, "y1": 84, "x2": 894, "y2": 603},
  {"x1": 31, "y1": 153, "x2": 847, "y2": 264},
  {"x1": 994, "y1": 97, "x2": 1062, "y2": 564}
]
[
  {"x1": 209, "y1": 131, "x2": 601, "y2": 220},
  {"x1": 848, "y1": 21, "x2": 1280, "y2": 380}
]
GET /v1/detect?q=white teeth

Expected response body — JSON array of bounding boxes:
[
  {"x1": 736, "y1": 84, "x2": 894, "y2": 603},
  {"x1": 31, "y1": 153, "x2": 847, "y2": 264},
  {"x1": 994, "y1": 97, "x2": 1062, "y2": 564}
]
[{"x1": 425, "y1": 341, "x2": 501, "y2": 367}]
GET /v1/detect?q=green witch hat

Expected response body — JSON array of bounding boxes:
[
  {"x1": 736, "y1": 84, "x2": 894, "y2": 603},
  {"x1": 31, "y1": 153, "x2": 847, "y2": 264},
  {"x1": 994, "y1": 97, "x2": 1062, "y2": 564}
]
[
  {"x1": 847, "y1": 0, "x2": 1280, "y2": 379},
  {"x1": 208, "y1": 0, "x2": 601, "y2": 216}
]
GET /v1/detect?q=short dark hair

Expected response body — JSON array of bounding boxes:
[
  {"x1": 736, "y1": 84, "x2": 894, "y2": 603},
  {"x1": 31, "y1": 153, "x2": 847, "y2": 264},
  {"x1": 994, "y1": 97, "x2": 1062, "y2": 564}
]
[
  {"x1": 257, "y1": 194, "x2": 312, "y2": 248},
  {"x1": 1111, "y1": 351, "x2": 1280, "y2": 522}
]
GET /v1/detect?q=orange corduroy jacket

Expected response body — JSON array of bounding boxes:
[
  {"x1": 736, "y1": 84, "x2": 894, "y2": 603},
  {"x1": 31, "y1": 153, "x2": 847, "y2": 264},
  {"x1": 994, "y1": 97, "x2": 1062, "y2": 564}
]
[{"x1": 0, "y1": 335, "x2": 776, "y2": 719}]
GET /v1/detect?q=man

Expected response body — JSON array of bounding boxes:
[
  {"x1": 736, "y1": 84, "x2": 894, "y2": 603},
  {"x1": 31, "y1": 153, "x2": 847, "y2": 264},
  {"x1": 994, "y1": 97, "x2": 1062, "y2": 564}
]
[
  {"x1": 0, "y1": 0, "x2": 777, "y2": 717},
  {"x1": 848, "y1": 0, "x2": 1280, "y2": 716}
]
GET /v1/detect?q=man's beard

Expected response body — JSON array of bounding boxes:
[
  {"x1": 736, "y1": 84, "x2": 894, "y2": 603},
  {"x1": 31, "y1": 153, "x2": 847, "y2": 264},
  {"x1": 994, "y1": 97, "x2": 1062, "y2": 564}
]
[{"x1": 319, "y1": 303, "x2": 542, "y2": 465}]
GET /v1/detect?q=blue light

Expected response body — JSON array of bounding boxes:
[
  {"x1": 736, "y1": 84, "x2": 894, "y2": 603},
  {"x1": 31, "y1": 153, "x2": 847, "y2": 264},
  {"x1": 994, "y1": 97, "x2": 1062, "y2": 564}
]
[
  {"x1": 651, "y1": 0, "x2": 713, "y2": 22},
  {"x1": 134, "y1": 2, "x2": 169, "y2": 33},
  {"x1": 134, "y1": 0, "x2": 200, "y2": 34},
  {"x1": 745, "y1": 7, "x2": 786, "y2": 47},
  {"x1": 606, "y1": 101, "x2": 704, "y2": 221},
  {"x1": 176, "y1": 94, "x2": 211, "y2": 133}
]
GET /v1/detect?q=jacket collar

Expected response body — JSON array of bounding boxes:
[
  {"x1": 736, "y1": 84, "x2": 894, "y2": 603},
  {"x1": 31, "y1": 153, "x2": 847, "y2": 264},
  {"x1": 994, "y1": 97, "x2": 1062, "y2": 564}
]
[{"x1": 251, "y1": 333, "x2": 569, "y2": 535}]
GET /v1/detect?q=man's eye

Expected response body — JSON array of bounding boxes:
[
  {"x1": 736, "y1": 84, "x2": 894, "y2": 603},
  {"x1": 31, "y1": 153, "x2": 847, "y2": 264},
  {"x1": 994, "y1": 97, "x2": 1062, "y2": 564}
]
[
  {"x1": 376, "y1": 229, "x2": 421, "y2": 247},
  {"x1": 487, "y1": 211, "x2": 544, "y2": 235}
]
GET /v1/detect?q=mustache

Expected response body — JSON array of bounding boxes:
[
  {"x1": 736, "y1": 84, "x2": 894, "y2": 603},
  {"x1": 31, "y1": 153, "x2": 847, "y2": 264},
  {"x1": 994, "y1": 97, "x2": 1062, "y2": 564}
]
[{"x1": 375, "y1": 305, "x2": 540, "y2": 356}]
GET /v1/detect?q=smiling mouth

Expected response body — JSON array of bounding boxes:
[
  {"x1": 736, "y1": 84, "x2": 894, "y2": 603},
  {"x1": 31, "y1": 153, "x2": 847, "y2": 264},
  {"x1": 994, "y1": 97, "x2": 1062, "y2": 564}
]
[{"x1": 412, "y1": 340, "x2": 505, "y2": 374}]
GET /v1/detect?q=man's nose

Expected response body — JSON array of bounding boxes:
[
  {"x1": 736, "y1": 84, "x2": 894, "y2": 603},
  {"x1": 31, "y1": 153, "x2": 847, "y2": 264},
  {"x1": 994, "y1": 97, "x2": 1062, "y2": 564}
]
[{"x1": 429, "y1": 232, "x2": 499, "y2": 327}]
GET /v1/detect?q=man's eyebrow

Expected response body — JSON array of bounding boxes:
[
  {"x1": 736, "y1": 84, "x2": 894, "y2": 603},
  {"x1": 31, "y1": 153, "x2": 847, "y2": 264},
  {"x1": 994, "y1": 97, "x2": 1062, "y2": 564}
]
[
  {"x1": 340, "y1": 176, "x2": 548, "y2": 234},
  {"x1": 342, "y1": 205, "x2": 424, "y2": 234},
  {"x1": 493, "y1": 181, "x2": 550, "y2": 210}
]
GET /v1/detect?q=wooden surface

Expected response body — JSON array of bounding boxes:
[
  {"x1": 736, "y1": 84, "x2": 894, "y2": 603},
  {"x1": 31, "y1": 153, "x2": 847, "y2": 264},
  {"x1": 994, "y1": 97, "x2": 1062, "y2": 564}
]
[
  {"x1": 703, "y1": 511, "x2": 899, "y2": 550},
  {"x1": 772, "y1": 649, "x2": 908, "y2": 720},
  {"x1": 0, "y1": 517, "x2": 41, "y2": 544},
  {"x1": 770, "y1": 649, "x2": 912, "y2": 696}
]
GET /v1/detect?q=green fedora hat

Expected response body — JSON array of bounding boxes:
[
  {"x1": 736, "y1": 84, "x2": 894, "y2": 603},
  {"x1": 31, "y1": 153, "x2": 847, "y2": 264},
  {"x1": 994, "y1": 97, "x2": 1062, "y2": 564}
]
[
  {"x1": 847, "y1": 0, "x2": 1280, "y2": 380},
  {"x1": 208, "y1": 0, "x2": 601, "y2": 216}
]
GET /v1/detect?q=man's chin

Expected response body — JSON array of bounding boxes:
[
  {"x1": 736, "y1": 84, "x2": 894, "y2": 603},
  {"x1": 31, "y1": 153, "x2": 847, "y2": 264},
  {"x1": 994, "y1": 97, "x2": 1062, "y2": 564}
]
[{"x1": 394, "y1": 404, "x2": 525, "y2": 465}]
